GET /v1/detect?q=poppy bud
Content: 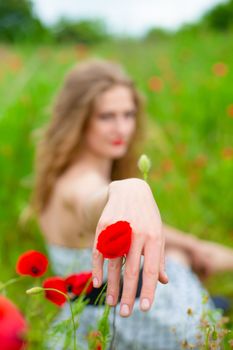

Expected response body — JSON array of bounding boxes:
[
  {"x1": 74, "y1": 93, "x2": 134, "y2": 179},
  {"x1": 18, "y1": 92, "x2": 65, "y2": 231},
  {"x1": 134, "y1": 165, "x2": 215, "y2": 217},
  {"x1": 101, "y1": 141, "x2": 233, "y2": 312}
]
[
  {"x1": 137, "y1": 154, "x2": 151, "y2": 180},
  {"x1": 26, "y1": 287, "x2": 44, "y2": 295}
]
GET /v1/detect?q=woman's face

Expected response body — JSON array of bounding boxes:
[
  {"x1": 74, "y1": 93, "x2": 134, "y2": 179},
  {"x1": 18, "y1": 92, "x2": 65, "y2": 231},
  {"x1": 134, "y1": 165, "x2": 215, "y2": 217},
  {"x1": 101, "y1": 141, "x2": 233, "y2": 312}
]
[{"x1": 83, "y1": 85, "x2": 137, "y2": 159}]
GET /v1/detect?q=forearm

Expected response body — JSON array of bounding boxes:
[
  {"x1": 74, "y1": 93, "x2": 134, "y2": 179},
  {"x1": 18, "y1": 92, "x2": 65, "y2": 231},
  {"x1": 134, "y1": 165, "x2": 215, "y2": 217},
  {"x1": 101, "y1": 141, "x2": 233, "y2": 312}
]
[{"x1": 163, "y1": 224, "x2": 197, "y2": 252}]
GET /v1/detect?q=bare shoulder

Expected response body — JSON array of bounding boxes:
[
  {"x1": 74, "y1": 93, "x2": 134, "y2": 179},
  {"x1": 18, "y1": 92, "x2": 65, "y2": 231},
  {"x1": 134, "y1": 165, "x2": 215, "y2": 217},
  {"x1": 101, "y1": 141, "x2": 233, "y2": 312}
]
[
  {"x1": 55, "y1": 167, "x2": 108, "y2": 210},
  {"x1": 49, "y1": 166, "x2": 110, "y2": 234}
]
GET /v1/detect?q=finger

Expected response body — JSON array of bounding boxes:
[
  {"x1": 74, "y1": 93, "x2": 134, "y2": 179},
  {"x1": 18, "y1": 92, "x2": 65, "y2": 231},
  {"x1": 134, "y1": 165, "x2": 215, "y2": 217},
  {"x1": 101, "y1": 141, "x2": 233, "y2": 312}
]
[
  {"x1": 92, "y1": 222, "x2": 106, "y2": 288},
  {"x1": 119, "y1": 237, "x2": 143, "y2": 317},
  {"x1": 92, "y1": 248, "x2": 104, "y2": 288},
  {"x1": 140, "y1": 236, "x2": 161, "y2": 312},
  {"x1": 158, "y1": 239, "x2": 169, "y2": 284},
  {"x1": 199, "y1": 266, "x2": 210, "y2": 281},
  {"x1": 106, "y1": 257, "x2": 122, "y2": 306},
  {"x1": 200, "y1": 262, "x2": 212, "y2": 279}
]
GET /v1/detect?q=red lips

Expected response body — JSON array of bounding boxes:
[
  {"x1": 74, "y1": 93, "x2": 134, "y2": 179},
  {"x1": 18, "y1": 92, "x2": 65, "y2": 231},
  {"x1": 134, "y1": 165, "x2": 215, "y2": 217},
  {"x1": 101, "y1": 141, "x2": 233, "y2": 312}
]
[{"x1": 112, "y1": 139, "x2": 124, "y2": 145}]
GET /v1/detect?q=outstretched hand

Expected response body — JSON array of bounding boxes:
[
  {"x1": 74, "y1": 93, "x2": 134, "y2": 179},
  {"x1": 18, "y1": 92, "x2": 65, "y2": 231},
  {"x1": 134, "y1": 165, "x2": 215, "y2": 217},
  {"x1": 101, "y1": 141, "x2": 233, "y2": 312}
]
[{"x1": 92, "y1": 178, "x2": 168, "y2": 317}]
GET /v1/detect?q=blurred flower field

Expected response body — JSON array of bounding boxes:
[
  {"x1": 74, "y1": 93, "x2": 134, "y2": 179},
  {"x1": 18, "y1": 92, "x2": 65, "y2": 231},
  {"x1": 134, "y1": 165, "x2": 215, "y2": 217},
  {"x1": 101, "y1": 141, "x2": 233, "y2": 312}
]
[{"x1": 0, "y1": 30, "x2": 233, "y2": 348}]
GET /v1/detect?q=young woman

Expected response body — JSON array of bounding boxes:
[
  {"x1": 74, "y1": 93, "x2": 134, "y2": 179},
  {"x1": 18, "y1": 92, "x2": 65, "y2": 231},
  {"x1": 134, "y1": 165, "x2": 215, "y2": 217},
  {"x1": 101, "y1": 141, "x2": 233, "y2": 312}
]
[{"x1": 33, "y1": 59, "x2": 233, "y2": 349}]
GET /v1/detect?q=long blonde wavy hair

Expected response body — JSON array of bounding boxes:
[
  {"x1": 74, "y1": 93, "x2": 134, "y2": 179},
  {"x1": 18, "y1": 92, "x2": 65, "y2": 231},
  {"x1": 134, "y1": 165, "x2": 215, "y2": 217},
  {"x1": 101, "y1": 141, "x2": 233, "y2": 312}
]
[{"x1": 33, "y1": 59, "x2": 146, "y2": 213}]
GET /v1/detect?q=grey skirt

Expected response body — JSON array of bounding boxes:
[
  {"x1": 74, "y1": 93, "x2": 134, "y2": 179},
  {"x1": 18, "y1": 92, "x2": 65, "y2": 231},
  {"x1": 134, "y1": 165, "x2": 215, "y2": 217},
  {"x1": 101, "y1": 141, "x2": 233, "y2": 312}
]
[{"x1": 46, "y1": 244, "x2": 219, "y2": 350}]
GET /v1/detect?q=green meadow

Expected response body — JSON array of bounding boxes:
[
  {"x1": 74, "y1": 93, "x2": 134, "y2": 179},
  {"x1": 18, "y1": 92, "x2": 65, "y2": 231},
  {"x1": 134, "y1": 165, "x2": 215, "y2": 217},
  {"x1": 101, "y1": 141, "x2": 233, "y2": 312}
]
[{"x1": 0, "y1": 30, "x2": 233, "y2": 347}]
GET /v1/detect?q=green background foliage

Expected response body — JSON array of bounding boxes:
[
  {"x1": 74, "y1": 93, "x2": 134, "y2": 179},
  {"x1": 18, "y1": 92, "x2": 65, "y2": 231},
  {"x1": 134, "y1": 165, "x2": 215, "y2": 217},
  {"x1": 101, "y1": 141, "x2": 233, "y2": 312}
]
[{"x1": 0, "y1": 0, "x2": 233, "y2": 348}]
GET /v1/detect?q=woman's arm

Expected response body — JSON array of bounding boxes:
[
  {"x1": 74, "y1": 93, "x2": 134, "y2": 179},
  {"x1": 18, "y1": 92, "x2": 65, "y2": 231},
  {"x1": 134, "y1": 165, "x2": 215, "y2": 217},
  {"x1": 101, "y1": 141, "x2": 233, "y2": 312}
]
[
  {"x1": 163, "y1": 224, "x2": 197, "y2": 252},
  {"x1": 73, "y1": 176, "x2": 167, "y2": 317},
  {"x1": 163, "y1": 224, "x2": 233, "y2": 278}
]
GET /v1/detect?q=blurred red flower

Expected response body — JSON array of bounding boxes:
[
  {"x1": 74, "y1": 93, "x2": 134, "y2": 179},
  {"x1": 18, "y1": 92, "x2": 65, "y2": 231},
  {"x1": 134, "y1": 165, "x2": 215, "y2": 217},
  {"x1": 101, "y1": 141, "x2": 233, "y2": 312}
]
[
  {"x1": 161, "y1": 159, "x2": 173, "y2": 173},
  {"x1": 221, "y1": 147, "x2": 233, "y2": 160},
  {"x1": 193, "y1": 154, "x2": 208, "y2": 168},
  {"x1": 150, "y1": 170, "x2": 162, "y2": 181},
  {"x1": 43, "y1": 277, "x2": 67, "y2": 307},
  {"x1": 87, "y1": 330, "x2": 103, "y2": 350},
  {"x1": 148, "y1": 76, "x2": 164, "y2": 92},
  {"x1": 212, "y1": 62, "x2": 228, "y2": 77},
  {"x1": 8, "y1": 56, "x2": 23, "y2": 72},
  {"x1": 227, "y1": 104, "x2": 233, "y2": 118},
  {"x1": 0, "y1": 295, "x2": 27, "y2": 350},
  {"x1": 75, "y1": 44, "x2": 89, "y2": 59},
  {"x1": 188, "y1": 172, "x2": 200, "y2": 190},
  {"x1": 16, "y1": 250, "x2": 48, "y2": 277},
  {"x1": 65, "y1": 272, "x2": 93, "y2": 296},
  {"x1": 97, "y1": 221, "x2": 132, "y2": 259}
]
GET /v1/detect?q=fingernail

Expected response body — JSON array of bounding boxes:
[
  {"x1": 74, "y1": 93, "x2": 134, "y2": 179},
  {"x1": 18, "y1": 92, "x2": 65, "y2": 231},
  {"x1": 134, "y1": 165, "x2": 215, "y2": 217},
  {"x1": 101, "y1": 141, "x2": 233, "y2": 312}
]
[
  {"x1": 120, "y1": 304, "x2": 129, "y2": 316},
  {"x1": 106, "y1": 295, "x2": 114, "y2": 305},
  {"x1": 141, "y1": 298, "x2": 150, "y2": 311},
  {"x1": 93, "y1": 277, "x2": 99, "y2": 287}
]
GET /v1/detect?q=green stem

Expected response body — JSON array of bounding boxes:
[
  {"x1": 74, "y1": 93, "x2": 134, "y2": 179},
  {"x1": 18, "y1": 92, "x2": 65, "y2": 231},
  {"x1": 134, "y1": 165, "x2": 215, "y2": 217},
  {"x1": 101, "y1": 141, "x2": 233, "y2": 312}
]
[
  {"x1": 205, "y1": 326, "x2": 211, "y2": 350},
  {"x1": 94, "y1": 282, "x2": 108, "y2": 306},
  {"x1": 43, "y1": 288, "x2": 77, "y2": 350},
  {"x1": 143, "y1": 172, "x2": 148, "y2": 182},
  {"x1": 79, "y1": 277, "x2": 92, "y2": 297},
  {"x1": 109, "y1": 260, "x2": 124, "y2": 350},
  {"x1": 0, "y1": 276, "x2": 26, "y2": 291},
  {"x1": 109, "y1": 305, "x2": 116, "y2": 350},
  {"x1": 68, "y1": 299, "x2": 77, "y2": 350}
]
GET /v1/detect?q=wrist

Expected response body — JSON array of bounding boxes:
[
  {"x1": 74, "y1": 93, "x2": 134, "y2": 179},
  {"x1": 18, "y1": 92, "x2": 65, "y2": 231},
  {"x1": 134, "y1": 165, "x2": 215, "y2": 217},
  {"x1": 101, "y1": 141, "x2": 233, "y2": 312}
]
[
  {"x1": 183, "y1": 235, "x2": 199, "y2": 253},
  {"x1": 109, "y1": 178, "x2": 150, "y2": 196}
]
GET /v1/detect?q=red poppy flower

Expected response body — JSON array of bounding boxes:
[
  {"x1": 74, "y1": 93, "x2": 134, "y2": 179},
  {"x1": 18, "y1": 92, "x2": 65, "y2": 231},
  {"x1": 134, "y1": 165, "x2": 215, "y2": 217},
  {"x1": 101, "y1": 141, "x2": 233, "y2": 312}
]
[
  {"x1": 16, "y1": 250, "x2": 48, "y2": 277},
  {"x1": 221, "y1": 147, "x2": 233, "y2": 160},
  {"x1": 193, "y1": 154, "x2": 208, "y2": 168},
  {"x1": 65, "y1": 272, "x2": 93, "y2": 295},
  {"x1": 148, "y1": 76, "x2": 164, "y2": 92},
  {"x1": 212, "y1": 62, "x2": 228, "y2": 77},
  {"x1": 0, "y1": 295, "x2": 27, "y2": 350},
  {"x1": 161, "y1": 159, "x2": 173, "y2": 173},
  {"x1": 42, "y1": 277, "x2": 67, "y2": 307},
  {"x1": 227, "y1": 104, "x2": 233, "y2": 118},
  {"x1": 97, "y1": 221, "x2": 132, "y2": 259},
  {"x1": 87, "y1": 330, "x2": 103, "y2": 350}
]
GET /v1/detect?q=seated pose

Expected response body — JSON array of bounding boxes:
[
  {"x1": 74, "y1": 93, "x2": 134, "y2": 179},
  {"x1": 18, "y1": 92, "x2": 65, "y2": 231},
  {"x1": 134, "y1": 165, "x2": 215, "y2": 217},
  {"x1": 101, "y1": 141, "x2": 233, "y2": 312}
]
[{"x1": 33, "y1": 59, "x2": 233, "y2": 350}]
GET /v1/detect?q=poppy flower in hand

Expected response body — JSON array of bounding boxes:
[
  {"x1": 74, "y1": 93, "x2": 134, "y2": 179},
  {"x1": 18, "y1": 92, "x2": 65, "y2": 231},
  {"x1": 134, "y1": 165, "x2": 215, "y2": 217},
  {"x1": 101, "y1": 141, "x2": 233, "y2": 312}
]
[
  {"x1": 65, "y1": 272, "x2": 93, "y2": 295},
  {"x1": 97, "y1": 221, "x2": 132, "y2": 259},
  {"x1": 16, "y1": 250, "x2": 48, "y2": 277},
  {"x1": 43, "y1": 277, "x2": 67, "y2": 307},
  {"x1": 0, "y1": 295, "x2": 27, "y2": 350}
]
